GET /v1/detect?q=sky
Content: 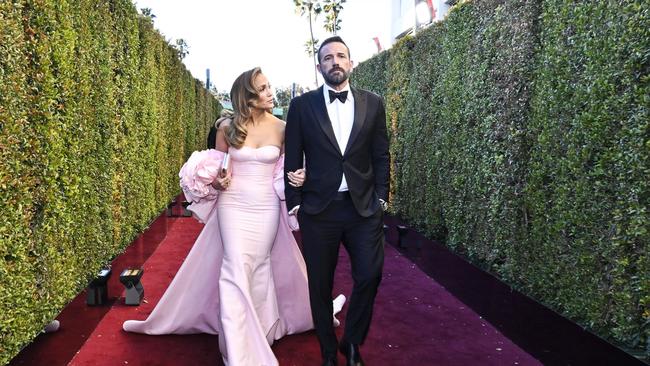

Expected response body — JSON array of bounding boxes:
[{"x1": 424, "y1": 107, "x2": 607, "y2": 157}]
[{"x1": 132, "y1": 0, "x2": 391, "y2": 93}]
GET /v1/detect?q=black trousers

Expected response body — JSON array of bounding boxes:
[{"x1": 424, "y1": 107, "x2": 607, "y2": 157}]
[{"x1": 298, "y1": 195, "x2": 384, "y2": 358}]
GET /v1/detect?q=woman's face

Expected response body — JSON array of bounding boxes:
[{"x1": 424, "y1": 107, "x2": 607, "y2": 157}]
[{"x1": 250, "y1": 73, "x2": 274, "y2": 110}]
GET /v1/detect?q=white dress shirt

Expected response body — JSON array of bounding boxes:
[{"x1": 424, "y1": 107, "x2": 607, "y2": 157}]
[{"x1": 323, "y1": 83, "x2": 355, "y2": 192}]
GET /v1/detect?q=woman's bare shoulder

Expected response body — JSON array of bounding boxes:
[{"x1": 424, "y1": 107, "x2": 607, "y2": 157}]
[{"x1": 270, "y1": 115, "x2": 286, "y2": 129}]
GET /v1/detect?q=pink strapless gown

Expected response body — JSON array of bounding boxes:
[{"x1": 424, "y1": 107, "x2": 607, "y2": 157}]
[
  {"x1": 218, "y1": 145, "x2": 285, "y2": 365},
  {"x1": 123, "y1": 146, "x2": 313, "y2": 366}
]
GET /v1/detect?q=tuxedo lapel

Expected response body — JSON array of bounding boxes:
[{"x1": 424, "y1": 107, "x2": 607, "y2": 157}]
[
  {"x1": 308, "y1": 86, "x2": 342, "y2": 155},
  {"x1": 344, "y1": 87, "x2": 367, "y2": 155}
]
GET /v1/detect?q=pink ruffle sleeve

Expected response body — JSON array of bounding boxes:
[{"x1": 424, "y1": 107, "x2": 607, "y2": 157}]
[{"x1": 178, "y1": 149, "x2": 225, "y2": 223}]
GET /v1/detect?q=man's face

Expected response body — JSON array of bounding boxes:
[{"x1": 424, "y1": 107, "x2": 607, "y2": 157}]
[{"x1": 317, "y1": 42, "x2": 353, "y2": 88}]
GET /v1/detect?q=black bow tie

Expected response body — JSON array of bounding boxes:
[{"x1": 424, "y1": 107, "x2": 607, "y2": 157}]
[{"x1": 328, "y1": 90, "x2": 348, "y2": 103}]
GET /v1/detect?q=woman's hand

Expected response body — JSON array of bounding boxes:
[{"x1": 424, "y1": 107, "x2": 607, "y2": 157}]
[
  {"x1": 212, "y1": 172, "x2": 232, "y2": 191},
  {"x1": 287, "y1": 168, "x2": 306, "y2": 187}
]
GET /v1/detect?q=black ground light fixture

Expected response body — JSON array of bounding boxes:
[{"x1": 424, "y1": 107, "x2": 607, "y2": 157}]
[
  {"x1": 166, "y1": 200, "x2": 175, "y2": 217},
  {"x1": 86, "y1": 267, "x2": 111, "y2": 306},
  {"x1": 167, "y1": 199, "x2": 193, "y2": 217},
  {"x1": 383, "y1": 224, "x2": 392, "y2": 245},
  {"x1": 178, "y1": 200, "x2": 192, "y2": 217},
  {"x1": 397, "y1": 225, "x2": 409, "y2": 248},
  {"x1": 182, "y1": 201, "x2": 192, "y2": 217},
  {"x1": 120, "y1": 268, "x2": 145, "y2": 305}
]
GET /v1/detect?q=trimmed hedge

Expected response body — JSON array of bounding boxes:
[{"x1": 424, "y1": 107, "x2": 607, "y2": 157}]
[
  {"x1": 353, "y1": 0, "x2": 649, "y2": 358},
  {"x1": 0, "y1": 1, "x2": 220, "y2": 363},
  {"x1": 525, "y1": 0, "x2": 649, "y2": 353}
]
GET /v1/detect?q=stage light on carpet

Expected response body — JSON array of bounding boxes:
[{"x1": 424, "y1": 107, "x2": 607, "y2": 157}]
[
  {"x1": 86, "y1": 267, "x2": 111, "y2": 306},
  {"x1": 120, "y1": 268, "x2": 145, "y2": 305},
  {"x1": 181, "y1": 201, "x2": 193, "y2": 217},
  {"x1": 397, "y1": 225, "x2": 409, "y2": 248},
  {"x1": 166, "y1": 200, "x2": 175, "y2": 216},
  {"x1": 167, "y1": 199, "x2": 193, "y2": 217}
]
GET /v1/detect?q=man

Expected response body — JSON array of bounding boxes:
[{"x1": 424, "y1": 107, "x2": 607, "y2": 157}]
[{"x1": 284, "y1": 36, "x2": 389, "y2": 366}]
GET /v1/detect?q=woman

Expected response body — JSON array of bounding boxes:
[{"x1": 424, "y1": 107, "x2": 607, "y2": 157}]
[{"x1": 124, "y1": 68, "x2": 343, "y2": 365}]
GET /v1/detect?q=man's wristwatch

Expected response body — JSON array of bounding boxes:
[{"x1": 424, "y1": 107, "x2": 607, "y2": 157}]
[{"x1": 379, "y1": 199, "x2": 388, "y2": 211}]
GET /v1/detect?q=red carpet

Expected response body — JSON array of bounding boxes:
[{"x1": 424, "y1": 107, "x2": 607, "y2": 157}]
[
  {"x1": 63, "y1": 216, "x2": 539, "y2": 366},
  {"x1": 11, "y1": 213, "x2": 541, "y2": 365}
]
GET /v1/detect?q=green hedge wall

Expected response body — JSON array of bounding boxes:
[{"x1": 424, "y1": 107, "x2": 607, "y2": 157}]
[
  {"x1": 353, "y1": 0, "x2": 649, "y2": 358},
  {"x1": 525, "y1": 0, "x2": 649, "y2": 354},
  {"x1": 0, "y1": 1, "x2": 220, "y2": 363}
]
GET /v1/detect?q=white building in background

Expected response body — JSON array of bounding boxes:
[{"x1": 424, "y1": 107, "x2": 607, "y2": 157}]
[{"x1": 390, "y1": 0, "x2": 454, "y2": 44}]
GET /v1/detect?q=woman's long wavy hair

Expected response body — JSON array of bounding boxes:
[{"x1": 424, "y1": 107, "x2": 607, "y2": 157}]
[{"x1": 225, "y1": 67, "x2": 264, "y2": 148}]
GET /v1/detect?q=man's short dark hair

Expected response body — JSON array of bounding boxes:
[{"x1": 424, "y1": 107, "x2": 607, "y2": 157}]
[{"x1": 317, "y1": 36, "x2": 351, "y2": 64}]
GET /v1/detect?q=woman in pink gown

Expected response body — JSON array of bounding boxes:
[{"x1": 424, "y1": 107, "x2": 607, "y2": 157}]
[{"x1": 123, "y1": 68, "x2": 344, "y2": 365}]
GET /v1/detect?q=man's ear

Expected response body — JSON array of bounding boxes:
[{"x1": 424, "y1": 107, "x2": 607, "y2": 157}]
[{"x1": 316, "y1": 64, "x2": 322, "y2": 74}]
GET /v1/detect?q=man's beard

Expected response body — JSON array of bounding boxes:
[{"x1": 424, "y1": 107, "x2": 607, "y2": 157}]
[{"x1": 322, "y1": 67, "x2": 350, "y2": 87}]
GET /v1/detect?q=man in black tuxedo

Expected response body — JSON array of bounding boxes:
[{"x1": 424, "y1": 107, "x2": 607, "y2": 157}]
[{"x1": 284, "y1": 36, "x2": 389, "y2": 366}]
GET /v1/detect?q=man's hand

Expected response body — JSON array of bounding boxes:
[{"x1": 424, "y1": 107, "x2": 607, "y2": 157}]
[{"x1": 379, "y1": 199, "x2": 388, "y2": 212}]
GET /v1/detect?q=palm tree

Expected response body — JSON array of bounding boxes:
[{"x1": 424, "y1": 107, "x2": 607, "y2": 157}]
[
  {"x1": 322, "y1": 0, "x2": 346, "y2": 35},
  {"x1": 294, "y1": 0, "x2": 322, "y2": 88}
]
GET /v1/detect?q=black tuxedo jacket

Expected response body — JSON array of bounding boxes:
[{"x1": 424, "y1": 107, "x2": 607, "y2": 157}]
[{"x1": 284, "y1": 86, "x2": 389, "y2": 217}]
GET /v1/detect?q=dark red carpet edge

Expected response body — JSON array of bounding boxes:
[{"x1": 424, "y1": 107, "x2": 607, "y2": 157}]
[{"x1": 49, "y1": 213, "x2": 539, "y2": 366}]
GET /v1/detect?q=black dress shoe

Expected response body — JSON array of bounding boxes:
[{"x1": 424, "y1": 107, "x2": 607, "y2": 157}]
[
  {"x1": 321, "y1": 355, "x2": 338, "y2": 366},
  {"x1": 339, "y1": 341, "x2": 364, "y2": 366}
]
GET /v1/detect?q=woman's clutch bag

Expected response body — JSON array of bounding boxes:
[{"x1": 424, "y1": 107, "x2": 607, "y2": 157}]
[{"x1": 220, "y1": 153, "x2": 230, "y2": 177}]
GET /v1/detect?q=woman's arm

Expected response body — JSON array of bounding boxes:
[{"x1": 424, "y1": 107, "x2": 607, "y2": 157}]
[
  {"x1": 214, "y1": 119, "x2": 231, "y2": 153},
  {"x1": 212, "y1": 119, "x2": 232, "y2": 190}
]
